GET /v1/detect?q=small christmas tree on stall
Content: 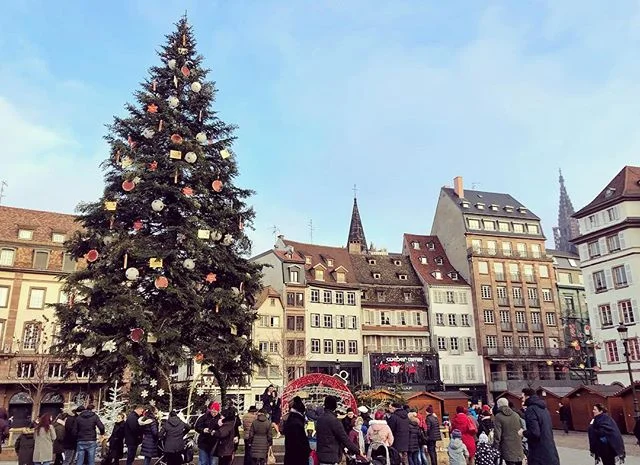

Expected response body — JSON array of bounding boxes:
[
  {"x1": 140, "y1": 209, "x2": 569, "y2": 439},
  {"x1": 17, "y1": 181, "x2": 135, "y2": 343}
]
[
  {"x1": 100, "y1": 381, "x2": 127, "y2": 435},
  {"x1": 54, "y1": 17, "x2": 264, "y2": 403}
]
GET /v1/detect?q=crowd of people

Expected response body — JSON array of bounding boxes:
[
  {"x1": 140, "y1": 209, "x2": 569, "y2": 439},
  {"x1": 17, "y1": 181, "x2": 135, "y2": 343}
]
[{"x1": 1, "y1": 384, "x2": 634, "y2": 465}]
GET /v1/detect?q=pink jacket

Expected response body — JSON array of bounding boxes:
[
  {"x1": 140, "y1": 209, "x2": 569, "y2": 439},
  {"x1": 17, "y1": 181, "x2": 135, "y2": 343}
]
[{"x1": 366, "y1": 420, "x2": 394, "y2": 447}]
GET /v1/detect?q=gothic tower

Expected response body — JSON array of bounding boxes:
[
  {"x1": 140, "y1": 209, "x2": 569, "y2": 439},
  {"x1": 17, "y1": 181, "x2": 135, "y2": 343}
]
[
  {"x1": 347, "y1": 195, "x2": 368, "y2": 254},
  {"x1": 553, "y1": 169, "x2": 579, "y2": 254}
]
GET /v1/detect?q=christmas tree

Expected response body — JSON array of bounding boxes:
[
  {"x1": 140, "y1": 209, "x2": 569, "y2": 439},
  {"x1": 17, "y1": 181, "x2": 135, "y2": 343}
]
[
  {"x1": 54, "y1": 17, "x2": 264, "y2": 401},
  {"x1": 100, "y1": 381, "x2": 127, "y2": 436}
]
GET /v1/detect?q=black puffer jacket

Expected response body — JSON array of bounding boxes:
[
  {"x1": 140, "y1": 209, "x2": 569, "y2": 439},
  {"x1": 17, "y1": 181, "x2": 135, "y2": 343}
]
[
  {"x1": 124, "y1": 411, "x2": 142, "y2": 447},
  {"x1": 139, "y1": 414, "x2": 159, "y2": 458},
  {"x1": 407, "y1": 420, "x2": 421, "y2": 453},
  {"x1": 62, "y1": 414, "x2": 77, "y2": 450},
  {"x1": 75, "y1": 410, "x2": 105, "y2": 442},
  {"x1": 161, "y1": 414, "x2": 188, "y2": 454},
  {"x1": 316, "y1": 409, "x2": 360, "y2": 464},
  {"x1": 523, "y1": 396, "x2": 560, "y2": 465},
  {"x1": 387, "y1": 409, "x2": 410, "y2": 453},
  {"x1": 478, "y1": 415, "x2": 494, "y2": 436},
  {"x1": 425, "y1": 413, "x2": 442, "y2": 441}
]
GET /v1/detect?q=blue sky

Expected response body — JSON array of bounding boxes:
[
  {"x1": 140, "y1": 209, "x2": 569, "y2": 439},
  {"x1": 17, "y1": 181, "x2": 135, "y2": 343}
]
[{"x1": 1, "y1": 1, "x2": 639, "y2": 255}]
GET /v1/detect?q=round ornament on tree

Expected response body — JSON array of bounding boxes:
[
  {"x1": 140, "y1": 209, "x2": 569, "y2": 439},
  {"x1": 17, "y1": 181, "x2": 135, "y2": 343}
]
[
  {"x1": 182, "y1": 186, "x2": 193, "y2": 196},
  {"x1": 82, "y1": 347, "x2": 97, "y2": 357},
  {"x1": 195, "y1": 132, "x2": 207, "y2": 143},
  {"x1": 103, "y1": 235, "x2": 116, "y2": 246},
  {"x1": 167, "y1": 96, "x2": 179, "y2": 109},
  {"x1": 181, "y1": 65, "x2": 190, "y2": 77},
  {"x1": 133, "y1": 220, "x2": 144, "y2": 231},
  {"x1": 125, "y1": 267, "x2": 140, "y2": 280},
  {"x1": 86, "y1": 249, "x2": 100, "y2": 263},
  {"x1": 191, "y1": 81, "x2": 202, "y2": 93},
  {"x1": 151, "y1": 200, "x2": 165, "y2": 212},
  {"x1": 129, "y1": 328, "x2": 144, "y2": 343},
  {"x1": 155, "y1": 276, "x2": 169, "y2": 289},
  {"x1": 183, "y1": 258, "x2": 195, "y2": 270},
  {"x1": 184, "y1": 152, "x2": 197, "y2": 163},
  {"x1": 122, "y1": 180, "x2": 136, "y2": 192},
  {"x1": 168, "y1": 59, "x2": 177, "y2": 70},
  {"x1": 142, "y1": 128, "x2": 155, "y2": 139},
  {"x1": 170, "y1": 134, "x2": 183, "y2": 144},
  {"x1": 212, "y1": 180, "x2": 223, "y2": 192}
]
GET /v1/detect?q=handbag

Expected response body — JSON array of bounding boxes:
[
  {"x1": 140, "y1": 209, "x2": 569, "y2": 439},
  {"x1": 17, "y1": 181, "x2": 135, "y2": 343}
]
[{"x1": 267, "y1": 446, "x2": 276, "y2": 465}]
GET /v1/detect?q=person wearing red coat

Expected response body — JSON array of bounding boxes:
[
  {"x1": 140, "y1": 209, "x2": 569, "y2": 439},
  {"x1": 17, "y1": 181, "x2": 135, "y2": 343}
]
[{"x1": 450, "y1": 406, "x2": 477, "y2": 460}]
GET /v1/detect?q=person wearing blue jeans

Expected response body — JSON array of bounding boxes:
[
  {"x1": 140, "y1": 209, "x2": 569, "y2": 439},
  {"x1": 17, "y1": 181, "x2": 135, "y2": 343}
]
[
  {"x1": 74, "y1": 405, "x2": 105, "y2": 465},
  {"x1": 76, "y1": 441, "x2": 97, "y2": 465},
  {"x1": 195, "y1": 402, "x2": 222, "y2": 465}
]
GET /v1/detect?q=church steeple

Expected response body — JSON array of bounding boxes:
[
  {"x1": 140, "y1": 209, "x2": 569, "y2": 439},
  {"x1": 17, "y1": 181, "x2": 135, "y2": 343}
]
[
  {"x1": 553, "y1": 169, "x2": 579, "y2": 254},
  {"x1": 347, "y1": 186, "x2": 368, "y2": 254}
]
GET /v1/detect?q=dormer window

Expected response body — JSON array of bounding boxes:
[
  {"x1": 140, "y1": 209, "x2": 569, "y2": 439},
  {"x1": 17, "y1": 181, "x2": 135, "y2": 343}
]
[
  {"x1": 411, "y1": 241, "x2": 420, "y2": 250},
  {"x1": 327, "y1": 258, "x2": 334, "y2": 267},
  {"x1": 419, "y1": 256, "x2": 428, "y2": 265},
  {"x1": 489, "y1": 204, "x2": 499, "y2": 211},
  {"x1": 476, "y1": 203, "x2": 485, "y2": 210},
  {"x1": 368, "y1": 259, "x2": 376, "y2": 265},
  {"x1": 605, "y1": 187, "x2": 616, "y2": 198},
  {"x1": 435, "y1": 257, "x2": 443, "y2": 265},
  {"x1": 428, "y1": 242, "x2": 435, "y2": 251},
  {"x1": 336, "y1": 272, "x2": 346, "y2": 283},
  {"x1": 361, "y1": 290, "x2": 368, "y2": 300},
  {"x1": 518, "y1": 207, "x2": 528, "y2": 214},
  {"x1": 461, "y1": 201, "x2": 470, "y2": 209},
  {"x1": 403, "y1": 292, "x2": 413, "y2": 302},
  {"x1": 432, "y1": 271, "x2": 442, "y2": 280},
  {"x1": 52, "y1": 233, "x2": 66, "y2": 243},
  {"x1": 18, "y1": 229, "x2": 33, "y2": 240},
  {"x1": 449, "y1": 272, "x2": 459, "y2": 280},
  {"x1": 288, "y1": 268, "x2": 299, "y2": 283},
  {"x1": 504, "y1": 205, "x2": 514, "y2": 213},
  {"x1": 315, "y1": 269, "x2": 324, "y2": 281},
  {"x1": 377, "y1": 291, "x2": 386, "y2": 302},
  {"x1": 398, "y1": 274, "x2": 408, "y2": 280},
  {"x1": 394, "y1": 259, "x2": 402, "y2": 266},
  {"x1": 373, "y1": 273, "x2": 381, "y2": 279},
  {"x1": 305, "y1": 256, "x2": 312, "y2": 265}
]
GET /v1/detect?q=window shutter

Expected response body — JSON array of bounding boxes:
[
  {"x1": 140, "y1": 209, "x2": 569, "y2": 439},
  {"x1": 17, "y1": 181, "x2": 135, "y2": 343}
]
[
  {"x1": 579, "y1": 244, "x2": 588, "y2": 261},
  {"x1": 598, "y1": 238, "x2": 607, "y2": 254},
  {"x1": 605, "y1": 269, "x2": 613, "y2": 290},
  {"x1": 446, "y1": 338, "x2": 451, "y2": 350},
  {"x1": 471, "y1": 338, "x2": 477, "y2": 351},
  {"x1": 588, "y1": 275, "x2": 595, "y2": 294},
  {"x1": 633, "y1": 300, "x2": 639, "y2": 324},
  {"x1": 443, "y1": 315, "x2": 449, "y2": 326},
  {"x1": 593, "y1": 304, "x2": 602, "y2": 328},
  {"x1": 611, "y1": 302, "x2": 619, "y2": 326},
  {"x1": 626, "y1": 264, "x2": 633, "y2": 285},
  {"x1": 619, "y1": 232, "x2": 626, "y2": 250}
]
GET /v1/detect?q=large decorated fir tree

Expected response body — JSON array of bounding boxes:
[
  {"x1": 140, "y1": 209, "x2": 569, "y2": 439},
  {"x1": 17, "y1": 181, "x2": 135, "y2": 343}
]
[{"x1": 54, "y1": 17, "x2": 263, "y2": 401}]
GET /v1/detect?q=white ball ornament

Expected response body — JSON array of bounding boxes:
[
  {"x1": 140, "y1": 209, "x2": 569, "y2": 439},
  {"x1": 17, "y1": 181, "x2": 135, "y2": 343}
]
[
  {"x1": 167, "y1": 96, "x2": 179, "y2": 109},
  {"x1": 185, "y1": 152, "x2": 197, "y2": 164},
  {"x1": 231, "y1": 287, "x2": 240, "y2": 296},
  {"x1": 191, "y1": 81, "x2": 202, "y2": 93},
  {"x1": 195, "y1": 132, "x2": 207, "y2": 144},
  {"x1": 168, "y1": 59, "x2": 177, "y2": 70},
  {"x1": 183, "y1": 259, "x2": 195, "y2": 270},
  {"x1": 151, "y1": 199, "x2": 165, "y2": 212},
  {"x1": 103, "y1": 235, "x2": 116, "y2": 246},
  {"x1": 142, "y1": 128, "x2": 155, "y2": 139},
  {"x1": 125, "y1": 267, "x2": 140, "y2": 280},
  {"x1": 82, "y1": 347, "x2": 97, "y2": 357}
]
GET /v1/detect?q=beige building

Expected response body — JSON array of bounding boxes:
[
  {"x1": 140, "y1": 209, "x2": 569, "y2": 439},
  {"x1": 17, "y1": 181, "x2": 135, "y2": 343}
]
[
  {"x1": 0, "y1": 206, "x2": 102, "y2": 426},
  {"x1": 431, "y1": 177, "x2": 571, "y2": 398}
]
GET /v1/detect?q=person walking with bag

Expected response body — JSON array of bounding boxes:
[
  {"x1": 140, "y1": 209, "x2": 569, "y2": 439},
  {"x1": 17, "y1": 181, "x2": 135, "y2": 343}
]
[
  {"x1": 450, "y1": 407, "x2": 476, "y2": 463},
  {"x1": 588, "y1": 404, "x2": 625, "y2": 465}
]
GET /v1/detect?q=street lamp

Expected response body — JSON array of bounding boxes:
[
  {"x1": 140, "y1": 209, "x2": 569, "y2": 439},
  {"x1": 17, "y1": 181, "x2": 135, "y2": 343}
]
[{"x1": 617, "y1": 323, "x2": 640, "y2": 419}]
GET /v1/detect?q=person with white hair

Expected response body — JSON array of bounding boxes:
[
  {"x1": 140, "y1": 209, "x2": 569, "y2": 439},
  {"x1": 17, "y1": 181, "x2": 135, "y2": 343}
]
[{"x1": 493, "y1": 397, "x2": 525, "y2": 465}]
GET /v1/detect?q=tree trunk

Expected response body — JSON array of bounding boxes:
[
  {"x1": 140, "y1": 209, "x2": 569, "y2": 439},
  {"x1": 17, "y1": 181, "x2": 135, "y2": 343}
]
[{"x1": 210, "y1": 366, "x2": 227, "y2": 404}]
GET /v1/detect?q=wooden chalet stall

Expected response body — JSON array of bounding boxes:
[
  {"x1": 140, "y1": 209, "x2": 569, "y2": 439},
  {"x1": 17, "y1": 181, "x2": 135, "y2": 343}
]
[
  {"x1": 538, "y1": 386, "x2": 573, "y2": 430},
  {"x1": 496, "y1": 391, "x2": 523, "y2": 411},
  {"x1": 407, "y1": 392, "x2": 444, "y2": 419},
  {"x1": 566, "y1": 384, "x2": 625, "y2": 432},
  {"x1": 614, "y1": 382, "x2": 640, "y2": 434},
  {"x1": 437, "y1": 391, "x2": 471, "y2": 421}
]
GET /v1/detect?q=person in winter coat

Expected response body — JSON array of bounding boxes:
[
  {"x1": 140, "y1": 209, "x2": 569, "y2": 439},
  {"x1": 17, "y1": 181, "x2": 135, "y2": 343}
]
[
  {"x1": 478, "y1": 406, "x2": 494, "y2": 440},
  {"x1": 0, "y1": 407, "x2": 10, "y2": 454},
  {"x1": 475, "y1": 432, "x2": 500, "y2": 465},
  {"x1": 194, "y1": 402, "x2": 221, "y2": 465},
  {"x1": 407, "y1": 413, "x2": 421, "y2": 465},
  {"x1": 260, "y1": 386, "x2": 276, "y2": 419},
  {"x1": 342, "y1": 408, "x2": 356, "y2": 434},
  {"x1": 493, "y1": 397, "x2": 524, "y2": 465},
  {"x1": 366, "y1": 410, "x2": 394, "y2": 447},
  {"x1": 241, "y1": 406, "x2": 258, "y2": 465},
  {"x1": 588, "y1": 404, "x2": 625, "y2": 465},
  {"x1": 448, "y1": 429, "x2": 469, "y2": 465},
  {"x1": 75, "y1": 405, "x2": 106, "y2": 465},
  {"x1": 556, "y1": 402, "x2": 571, "y2": 435},
  {"x1": 138, "y1": 407, "x2": 159, "y2": 465},
  {"x1": 160, "y1": 410, "x2": 188, "y2": 465},
  {"x1": 521, "y1": 388, "x2": 559, "y2": 465},
  {"x1": 62, "y1": 408, "x2": 79, "y2": 465},
  {"x1": 283, "y1": 397, "x2": 310, "y2": 465},
  {"x1": 34, "y1": 414, "x2": 57, "y2": 465},
  {"x1": 450, "y1": 406, "x2": 476, "y2": 461},
  {"x1": 387, "y1": 402, "x2": 410, "y2": 463},
  {"x1": 316, "y1": 396, "x2": 361, "y2": 464},
  {"x1": 215, "y1": 409, "x2": 240, "y2": 465},
  {"x1": 103, "y1": 413, "x2": 125, "y2": 465},
  {"x1": 247, "y1": 409, "x2": 272, "y2": 465},
  {"x1": 53, "y1": 414, "x2": 66, "y2": 465},
  {"x1": 16, "y1": 423, "x2": 36, "y2": 465},
  {"x1": 124, "y1": 406, "x2": 144, "y2": 465},
  {"x1": 425, "y1": 405, "x2": 442, "y2": 465}
]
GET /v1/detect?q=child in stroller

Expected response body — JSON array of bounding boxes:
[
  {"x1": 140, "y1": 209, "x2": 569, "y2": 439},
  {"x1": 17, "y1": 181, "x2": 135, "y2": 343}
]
[{"x1": 347, "y1": 442, "x2": 401, "y2": 465}]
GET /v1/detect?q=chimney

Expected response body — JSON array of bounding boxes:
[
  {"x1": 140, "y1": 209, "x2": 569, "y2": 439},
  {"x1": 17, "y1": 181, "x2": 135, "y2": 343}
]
[{"x1": 454, "y1": 176, "x2": 464, "y2": 198}]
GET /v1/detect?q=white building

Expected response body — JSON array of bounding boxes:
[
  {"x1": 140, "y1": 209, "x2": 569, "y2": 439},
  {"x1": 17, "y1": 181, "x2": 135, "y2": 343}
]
[
  {"x1": 573, "y1": 166, "x2": 640, "y2": 385},
  {"x1": 403, "y1": 234, "x2": 486, "y2": 400}
]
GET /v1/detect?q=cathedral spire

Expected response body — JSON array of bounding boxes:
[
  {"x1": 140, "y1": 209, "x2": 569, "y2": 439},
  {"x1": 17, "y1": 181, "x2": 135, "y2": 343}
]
[
  {"x1": 347, "y1": 186, "x2": 368, "y2": 254},
  {"x1": 553, "y1": 169, "x2": 579, "y2": 254}
]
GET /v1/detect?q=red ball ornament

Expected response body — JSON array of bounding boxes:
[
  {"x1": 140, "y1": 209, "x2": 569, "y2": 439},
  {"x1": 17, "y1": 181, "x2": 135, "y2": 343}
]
[
  {"x1": 212, "y1": 180, "x2": 223, "y2": 192},
  {"x1": 170, "y1": 134, "x2": 183, "y2": 144},
  {"x1": 122, "y1": 180, "x2": 135, "y2": 192},
  {"x1": 181, "y1": 65, "x2": 190, "y2": 77},
  {"x1": 182, "y1": 186, "x2": 194, "y2": 196},
  {"x1": 155, "y1": 276, "x2": 169, "y2": 289},
  {"x1": 129, "y1": 328, "x2": 144, "y2": 343},
  {"x1": 195, "y1": 353, "x2": 204, "y2": 363},
  {"x1": 133, "y1": 220, "x2": 144, "y2": 231},
  {"x1": 86, "y1": 249, "x2": 99, "y2": 263}
]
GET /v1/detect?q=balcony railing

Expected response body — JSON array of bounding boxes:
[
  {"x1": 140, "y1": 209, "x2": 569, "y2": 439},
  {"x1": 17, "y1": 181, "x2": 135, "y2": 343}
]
[
  {"x1": 531, "y1": 323, "x2": 544, "y2": 332},
  {"x1": 516, "y1": 322, "x2": 528, "y2": 332},
  {"x1": 513, "y1": 298, "x2": 525, "y2": 307},
  {"x1": 468, "y1": 248, "x2": 551, "y2": 261},
  {"x1": 500, "y1": 322, "x2": 513, "y2": 331},
  {"x1": 482, "y1": 347, "x2": 570, "y2": 358},
  {"x1": 497, "y1": 297, "x2": 509, "y2": 306},
  {"x1": 529, "y1": 298, "x2": 540, "y2": 307}
]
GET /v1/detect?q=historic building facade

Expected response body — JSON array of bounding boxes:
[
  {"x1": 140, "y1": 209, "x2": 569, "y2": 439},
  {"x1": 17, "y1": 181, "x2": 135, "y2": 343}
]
[
  {"x1": 403, "y1": 234, "x2": 486, "y2": 400},
  {"x1": 431, "y1": 177, "x2": 570, "y2": 398},
  {"x1": 572, "y1": 166, "x2": 640, "y2": 385},
  {"x1": 0, "y1": 206, "x2": 102, "y2": 426}
]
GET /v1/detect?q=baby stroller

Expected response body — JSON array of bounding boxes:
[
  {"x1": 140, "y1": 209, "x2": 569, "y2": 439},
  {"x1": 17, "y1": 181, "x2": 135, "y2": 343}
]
[
  {"x1": 367, "y1": 443, "x2": 401, "y2": 465},
  {"x1": 154, "y1": 431, "x2": 196, "y2": 465}
]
